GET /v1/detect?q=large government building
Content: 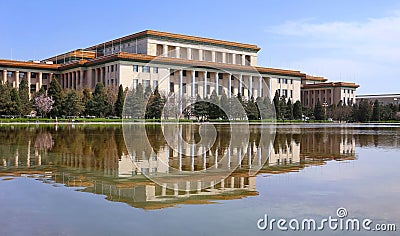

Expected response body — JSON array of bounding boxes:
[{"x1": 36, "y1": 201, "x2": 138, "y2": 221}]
[{"x1": 0, "y1": 29, "x2": 359, "y2": 108}]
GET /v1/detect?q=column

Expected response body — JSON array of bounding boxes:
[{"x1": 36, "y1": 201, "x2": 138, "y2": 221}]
[
  {"x1": 94, "y1": 68, "x2": 98, "y2": 85},
  {"x1": 163, "y1": 44, "x2": 168, "y2": 56},
  {"x1": 49, "y1": 73, "x2": 53, "y2": 84},
  {"x1": 211, "y1": 51, "x2": 216, "y2": 62},
  {"x1": 199, "y1": 49, "x2": 203, "y2": 61},
  {"x1": 2, "y1": 70, "x2": 7, "y2": 84},
  {"x1": 232, "y1": 54, "x2": 236, "y2": 64},
  {"x1": 175, "y1": 46, "x2": 180, "y2": 58},
  {"x1": 15, "y1": 71, "x2": 19, "y2": 88},
  {"x1": 215, "y1": 72, "x2": 219, "y2": 95},
  {"x1": 259, "y1": 76, "x2": 263, "y2": 97},
  {"x1": 191, "y1": 70, "x2": 195, "y2": 97},
  {"x1": 179, "y1": 69, "x2": 183, "y2": 113},
  {"x1": 241, "y1": 54, "x2": 246, "y2": 66},
  {"x1": 79, "y1": 71, "x2": 84, "y2": 89},
  {"x1": 27, "y1": 72, "x2": 31, "y2": 88},
  {"x1": 203, "y1": 71, "x2": 207, "y2": 98},
  {"x1": 222, "y1": 52, "x2": 226, "y2": 63},
  {"x1": 73, "y1": 71, "x2": 77, "y2": 89},
  {"x1": 239, "y1": 74, "x2": 243, "y2": 95},
  {"x1": 187, "y1": 48, "x2": 192, "y2": 60},
  {"x1": 228, "y1": 74, "x2": 232, "y2": 98},
  {"x1": 38, "y1": 72, "x2": 43, "y2": 92},
  {"x1": 249, "y1": 75, "x2": 253, "y2": 98},
  {"x1": 167, "y1": 68, "x2": 171, "y2": 94}
]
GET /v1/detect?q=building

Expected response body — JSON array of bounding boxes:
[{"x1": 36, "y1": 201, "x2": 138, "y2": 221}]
[
  {"x1": 0, "y1": 30, "x2": 305, "y2": 106},
  {"x1": 356, "y1": 94, "x2": 400, "y2": 105},
  {"x1": 301, "y1": 75, "x2": 359, "y2": 107}
]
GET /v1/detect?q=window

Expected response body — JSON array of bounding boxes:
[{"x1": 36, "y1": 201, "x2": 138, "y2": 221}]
[
  {"x1": 278, "y1": 78, "x2": 281, "y2": 84},
  {"x1": 153, "y1": 67, "x2": 158, "y2": 73},
  {"x1": 195, "y1": 71, "x2": 199, "y2": 77},
  {"x1": 7, "y1": 72, "x2": 12, "y2": 77},
  {"x1": 170, "y1": 82, "x2": 174, "y2": 92},
  {"x1": 153, "y1": 80, "x2": 158, "y2": 89},
  {"x1": 290, "y1": 90, "x2": 293, "y2": 98},
  {"x1": 115, "y1": 65, "x2": 118, "y2": 71},
  {"x1": 284, "y1": 79, "x2": 288, "y2": 84},
  {"x1": 207, "y1": 72, "x2": 210, "y2": 78},
  {"x1": 182, "y1": 70, "x2": 187, "y2": 76},
  {"x1": 133, "y1": 79, "x2": 138, "y2": 89},
  {"x1": 283, "y1": 89, "x2": 288, "y2": 97},
  {"x1": 142, "y1": 66, "x2": 150, "y2": 73},
  {"x1": 182, "y1": 83, "x2": 187, "y2": 93},
  {"x1": 170, "y1": 69, "x2": 175, "y2": 76},
  {"x1": 143, "y1": 79, "x2": 150, "y2": 88},
  {"x1": 133, "y1": 65, "x2": 138, "y2": 72},
  {"x1": 111, "y1": 65, "x2": 114, "y2": 72},
  {"x1": 218, "y1": 73, "x2": 223, "y2": 80},
  {"x1": 290, "y1": 79, "x2": 293, "y2": 84}
]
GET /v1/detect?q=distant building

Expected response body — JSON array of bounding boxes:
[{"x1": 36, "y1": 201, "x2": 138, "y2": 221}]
[
  {"x1": 356, "y1": 94, "x2": 400, "y2": 105},
  {"x1": 301, "y1": 75, "x2": 359, "y2": 108}
]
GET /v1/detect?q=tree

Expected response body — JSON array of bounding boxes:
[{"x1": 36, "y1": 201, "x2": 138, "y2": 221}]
[
  {"x1": 293, "y1": 100, "x2": 302, "y2": 120},
  {"x1": 48, "y1": 79, "x2": 63, "y2": 117},
  {"x1": 209, "y1": 90, "x2": 220, "y2": 119},
  {"x1": 314, "y1": 100, "x2": 325, "y2": 120},
  {"x1": 18, "y1": 77, "x2": 31, "y2": 115},
  {"x1": 372, "y1": 100, "x2": 381, "y2": 121},
  {"x1": 10, "y1": 88, "x2": 22, "y2": 115},
  {"x1": 193, "y1": 95, "x2": 208, "y2": 121},
  {"x1": 245, "y1": 96, "x2": 259, "y2": 120},
  {"x1": 0, "y1": 82, "x2": 12, "y2": 115},
  {"x1": 114, "y1": 85, "x2": 125, "y2": 118},
  {"x1": 219, "y1": 92, "x2": 229, "y2": 120},
  {"x1": 34, "y1": 94, "x2": 54, "y2": 117},
  {"x1": 145, "y1": 88, "x2": 164, "y2": 119},
  {"x1": 357, "y1": 100, "x2": 373, "y2": 122},
  {"x1": 62, "y1": 90, "x2": 84, "y2": 117},
  {"x1": 89, "y1": 83, "x2": 109, "y2": 117},
  {"x1": 273, "y1": 91, "x2": 280, "y2": 119},
  {"x1": 82, "y1": 88, "x2": 92, "y2": 116},
  {"x1": 286, "y1": 98, "x2": 294, "y2": 120}
]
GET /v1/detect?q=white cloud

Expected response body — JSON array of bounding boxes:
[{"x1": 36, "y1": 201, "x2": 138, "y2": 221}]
[{"x1": 266, "y1": 12, "x2": 400, "y2": 93}]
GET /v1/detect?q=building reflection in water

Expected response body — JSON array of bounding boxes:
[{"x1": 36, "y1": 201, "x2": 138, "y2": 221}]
[{"x1": 0, "y1": 124, "x2": 372, "y2": 210}]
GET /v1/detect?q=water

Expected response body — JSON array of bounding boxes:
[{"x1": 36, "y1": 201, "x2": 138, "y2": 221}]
[{"x1": 0, "y1": 124, "x2": 399, "y2": 235}]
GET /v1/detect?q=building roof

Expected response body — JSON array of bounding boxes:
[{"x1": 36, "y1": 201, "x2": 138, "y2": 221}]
[
  {"x1": 61, "y1": 52, "x2": 306, "y2": 77},
  {"x1": 356, "y1": 94, "x2": 400, "y2": 98},
  {"x1": 302, "y1": 82, "x2": 359, "y2": 89},
  {"x1": 305, "y1": 75, "x2": 328, "y2": 82},
  {"x1": 1, "y1": 52, "x2": 306, "y2": 78},
  {"x1": 85, "y1": 30, "x2": 261, "y2": 52},
  {"x1": 0, "y1": 59, "x2": 60, "y2": 71}
]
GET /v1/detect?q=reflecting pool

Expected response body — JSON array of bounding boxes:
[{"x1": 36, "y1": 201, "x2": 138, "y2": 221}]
[{"x1": 0, "y1": 124, "x2": 399, "y2": 235}]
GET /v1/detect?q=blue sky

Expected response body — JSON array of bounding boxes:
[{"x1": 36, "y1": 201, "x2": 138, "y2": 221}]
[{"x1": 1, "y1": 0, "x2": 399, "y2": 94}]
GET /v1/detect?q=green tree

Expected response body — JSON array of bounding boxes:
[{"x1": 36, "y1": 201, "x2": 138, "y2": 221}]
[
  {"x1": 131, "y1": 84, "x2": 145, "y2": 118},
  {"x1": 48, "y1": 79, "x2": 63, "y2": 117},
  {"x1": 10, "y1": 88, "x2": 21, "y2": 115},
  {"x1": 245, "y1": 97, "x2": 259, "y2": 120},
  {"x1": 62, "y1": 90, "x2": 84, "y2": 117},
  {"x1": 357, "y1": 100, "x2": 373, "y2": 122},
  {"x1": 293, "y1": 100, "x2": 302, "y2": 120},
  {"x1": 209, "y1": 90, "x2": 220, "y2": 119},
  {"x1": 145, "y1": 88, "x2": 164, "y2": 119},
  {"x1": 114, "y1": 85, "x2": 125, "y2": 118},
  {"x1": 219, "y1": 92, "x2": 229, "y2": 120},
  {"x1": 89, "y1": 83, "x2": 109, "y2": 117},
  {"x1": 314, "y1": 100, "x2": 325, "y2": 120},
  {"x1": 273, "y1": 91, "x2": 280, "y2": 120},
  {"x1": 18, "y1": 78, "x2": 31, "y2": 115},
  {"x1": 0, "y1": 83, "x2": 12, "y2": 115},
  {"x1": 286, "y1": 98, "x2": 294, "y2": 120},
  {"x1": 82, "y1": 88, "x2": 92, "y2": 116},
  {"x1": 372, "y1": 100, "x2": 381, "y2": 121}
]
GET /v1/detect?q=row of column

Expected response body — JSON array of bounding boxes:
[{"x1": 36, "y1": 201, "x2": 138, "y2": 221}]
[
  {"x1": 160, "y1": 44, "x2": 250, "y2": 65},
  {"x1": 1, "y1": 69, "x2": 49, "y2": 92},
  {"x1": 60, "y1": 71, "x2": 84, "y2": 89},
  {"x1": 166, "y1": 69, "x2": 265, "y2": 99}
]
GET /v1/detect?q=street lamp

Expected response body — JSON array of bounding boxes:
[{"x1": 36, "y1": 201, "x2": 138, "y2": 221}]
[{"x1": 322, "y1": 101, "x2": 328, "y2": 120}]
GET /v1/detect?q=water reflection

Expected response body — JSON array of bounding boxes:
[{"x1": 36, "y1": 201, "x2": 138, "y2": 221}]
[{"x1": 1, "y1": 124, "x2": 397, "y2": 210}]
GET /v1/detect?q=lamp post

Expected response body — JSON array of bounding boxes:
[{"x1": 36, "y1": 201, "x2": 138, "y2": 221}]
[{"x1": 322, "y1": 101, "x2": 328, "y2": 120}]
